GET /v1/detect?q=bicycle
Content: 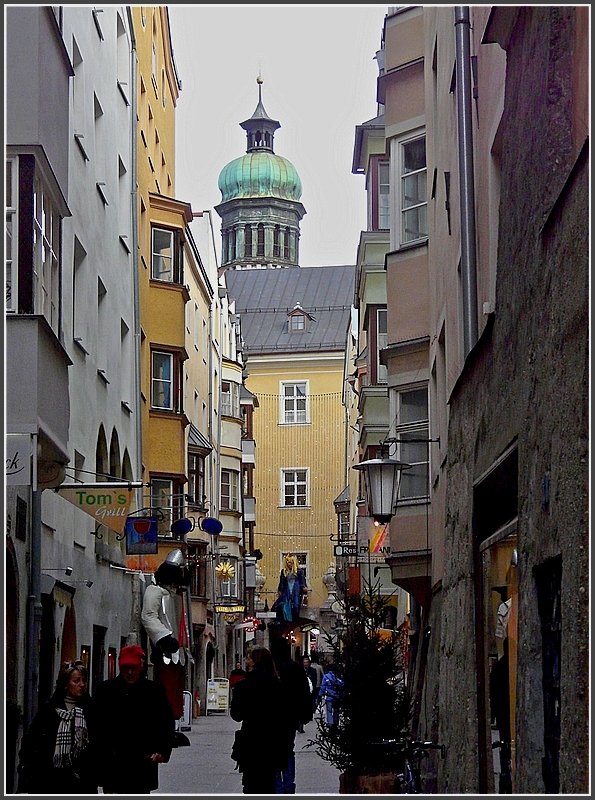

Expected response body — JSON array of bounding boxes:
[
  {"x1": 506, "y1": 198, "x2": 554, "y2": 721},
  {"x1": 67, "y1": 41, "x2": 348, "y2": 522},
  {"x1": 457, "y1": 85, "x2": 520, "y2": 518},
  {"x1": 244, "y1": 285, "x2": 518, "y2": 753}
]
[{"x1": 369, "y1": 737, "x2": 446, "y2": 793}]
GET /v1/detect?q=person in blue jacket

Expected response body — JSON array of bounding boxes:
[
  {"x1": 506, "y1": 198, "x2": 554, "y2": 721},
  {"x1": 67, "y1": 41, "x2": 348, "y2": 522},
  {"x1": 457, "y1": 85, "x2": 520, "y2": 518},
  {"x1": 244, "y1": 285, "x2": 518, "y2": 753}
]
[{"x1": 318, "y1": 663, "x2": 344, "y2": 728}]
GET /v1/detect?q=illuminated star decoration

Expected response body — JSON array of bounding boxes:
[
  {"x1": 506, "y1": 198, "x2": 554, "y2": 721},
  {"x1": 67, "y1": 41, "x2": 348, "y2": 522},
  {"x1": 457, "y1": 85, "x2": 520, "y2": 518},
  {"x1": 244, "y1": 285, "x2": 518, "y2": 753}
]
[{"x1": 215, "y1": 561, "x2": 235, "y2": 581}]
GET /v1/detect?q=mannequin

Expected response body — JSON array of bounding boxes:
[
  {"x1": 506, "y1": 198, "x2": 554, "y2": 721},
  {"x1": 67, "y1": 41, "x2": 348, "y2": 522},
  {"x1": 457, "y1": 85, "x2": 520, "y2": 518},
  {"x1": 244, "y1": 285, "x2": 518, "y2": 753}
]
[
  {"x1": 141, "y1": 549, "x2": 190, "y2": 746},
  {"x1": 274, "y1": 554, "x2": 307, "y2": 623}
]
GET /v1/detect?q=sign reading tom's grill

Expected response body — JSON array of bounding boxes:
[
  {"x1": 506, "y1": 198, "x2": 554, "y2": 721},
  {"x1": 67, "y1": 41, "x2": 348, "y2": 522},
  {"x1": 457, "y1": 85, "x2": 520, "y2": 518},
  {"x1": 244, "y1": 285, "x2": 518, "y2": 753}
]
[{"x1": 55, "y1": 483, "x2": 139, "y2": 533}]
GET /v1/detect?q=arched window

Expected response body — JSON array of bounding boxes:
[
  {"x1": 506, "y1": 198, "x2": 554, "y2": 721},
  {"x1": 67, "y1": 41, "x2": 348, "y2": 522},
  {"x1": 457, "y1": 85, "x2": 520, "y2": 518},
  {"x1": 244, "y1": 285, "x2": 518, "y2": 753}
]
[
  {"x1": 109, "y1": 429, "x2": 121, "y2": 479},
  {"x1": 257, "y1": 224, "x2": 265, "y2": 258},
  {"x1": 284, "y1": 227, "x2": 290, "y2": 260},
  {"x1": 96, "y1": 425, "x2": 109, "y2": 480},
  {"x1": 273, "y1": 226, "x2": 280, "y2": 258},
  {"x1": 244, "y1": 225, "x2": 252, "y2": 257}
]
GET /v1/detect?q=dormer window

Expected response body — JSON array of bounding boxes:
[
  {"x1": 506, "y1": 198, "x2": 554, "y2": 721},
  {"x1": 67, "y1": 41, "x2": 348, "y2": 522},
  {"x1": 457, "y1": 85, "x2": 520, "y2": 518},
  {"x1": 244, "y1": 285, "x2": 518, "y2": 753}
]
[
  {"x1": 290, "y1": 314, "x2": 305, "y2": 332},
  {"x1": 288, "y1": 304, "x2": 312, "y2": 333}
]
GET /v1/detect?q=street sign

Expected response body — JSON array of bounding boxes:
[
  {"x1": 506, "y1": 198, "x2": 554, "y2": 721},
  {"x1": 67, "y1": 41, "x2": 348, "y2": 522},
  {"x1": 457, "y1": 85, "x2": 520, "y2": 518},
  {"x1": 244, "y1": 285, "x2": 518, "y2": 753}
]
[{"x1": 334, "y1": 543, "x2": 358, "y2": 557}]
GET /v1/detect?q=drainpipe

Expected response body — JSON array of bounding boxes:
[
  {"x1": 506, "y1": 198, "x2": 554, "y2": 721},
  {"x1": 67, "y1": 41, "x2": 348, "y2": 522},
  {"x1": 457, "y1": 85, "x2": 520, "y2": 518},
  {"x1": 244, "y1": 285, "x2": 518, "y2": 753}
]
[
  {"x1": 25, "y1": 440, "x2": 42, "y2": 728},
  {"x1": 127, "y1": 9, "x2": 143, "y2": 497},
  {"x1": 455, "y1": 6, "x2": 479, "y2": 356}
]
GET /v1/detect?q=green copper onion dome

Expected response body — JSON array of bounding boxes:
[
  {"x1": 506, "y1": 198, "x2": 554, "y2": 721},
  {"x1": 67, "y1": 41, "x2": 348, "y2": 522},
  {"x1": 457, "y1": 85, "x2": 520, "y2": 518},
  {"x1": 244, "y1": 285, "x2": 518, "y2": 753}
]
[
  {"x1": 218, "y1": 152, "x2": 302, "y2": 202},
  {"x1": 217, "y1": 77, "x2": 302, "y2": 203}
]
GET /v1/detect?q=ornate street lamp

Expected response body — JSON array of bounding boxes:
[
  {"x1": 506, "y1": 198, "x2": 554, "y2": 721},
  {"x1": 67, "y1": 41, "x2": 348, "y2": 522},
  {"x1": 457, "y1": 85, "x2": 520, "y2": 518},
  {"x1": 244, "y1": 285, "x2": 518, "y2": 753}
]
[{"x1": 353, "y1": 456, "x2": 411, "y2": 524}]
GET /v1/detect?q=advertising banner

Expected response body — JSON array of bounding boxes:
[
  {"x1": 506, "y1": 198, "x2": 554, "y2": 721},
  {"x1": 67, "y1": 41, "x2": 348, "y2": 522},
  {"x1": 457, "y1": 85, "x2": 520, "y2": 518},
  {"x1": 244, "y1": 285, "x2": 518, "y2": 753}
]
[{"x1": 56, "y1": 486, "x2": 134, "y2": 532}]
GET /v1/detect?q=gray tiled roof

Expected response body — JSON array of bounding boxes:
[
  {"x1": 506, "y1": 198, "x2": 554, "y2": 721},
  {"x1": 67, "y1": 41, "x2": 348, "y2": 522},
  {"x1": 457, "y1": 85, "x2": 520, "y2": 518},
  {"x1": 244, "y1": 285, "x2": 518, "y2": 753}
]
[
  {"x1": 227, "y1": 265, "x2": 355, "y2": 355},
  {"x1": 188, "y1": 423, "x2": 212, "y2": 451}
]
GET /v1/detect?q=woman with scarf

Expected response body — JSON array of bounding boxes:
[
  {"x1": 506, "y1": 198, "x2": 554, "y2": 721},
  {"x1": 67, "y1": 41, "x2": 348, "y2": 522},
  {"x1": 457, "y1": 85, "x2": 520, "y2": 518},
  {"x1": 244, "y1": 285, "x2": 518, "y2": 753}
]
[{"x1": 17, "y1": 660, "x2": 97, "y2": 794}]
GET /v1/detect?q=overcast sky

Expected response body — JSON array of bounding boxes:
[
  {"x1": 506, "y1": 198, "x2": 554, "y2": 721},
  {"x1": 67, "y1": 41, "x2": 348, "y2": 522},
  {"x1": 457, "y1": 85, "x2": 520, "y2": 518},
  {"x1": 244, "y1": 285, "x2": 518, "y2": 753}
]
[{"x1": 167, "y1": 5, "x2": 389, "y2": 267}]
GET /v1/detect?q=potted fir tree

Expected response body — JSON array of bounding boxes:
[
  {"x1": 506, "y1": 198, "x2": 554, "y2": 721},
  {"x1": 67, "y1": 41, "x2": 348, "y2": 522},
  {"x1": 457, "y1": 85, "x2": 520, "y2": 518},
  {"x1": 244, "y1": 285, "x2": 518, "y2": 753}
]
[{"x1": 308, "y1": 580, "x2": 412, "y2": 794}]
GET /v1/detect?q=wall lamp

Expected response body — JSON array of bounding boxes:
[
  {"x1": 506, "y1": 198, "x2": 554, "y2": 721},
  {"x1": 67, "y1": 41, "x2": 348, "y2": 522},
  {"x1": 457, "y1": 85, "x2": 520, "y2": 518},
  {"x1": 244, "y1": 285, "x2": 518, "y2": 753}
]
[
  {"x1": 42, "y1": 566, "x2": 73, "y2": 576},
  {"x1": 353, "y1": 456, "x2": 412, "y2": 524}
]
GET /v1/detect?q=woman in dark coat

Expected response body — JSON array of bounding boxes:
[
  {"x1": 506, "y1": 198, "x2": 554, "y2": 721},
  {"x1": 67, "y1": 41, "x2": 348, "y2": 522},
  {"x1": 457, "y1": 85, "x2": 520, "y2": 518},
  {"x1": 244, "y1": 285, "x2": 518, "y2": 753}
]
[
  {"x1": 230, "y1": 646, "x2": 289, "y2": 794},
  {"x1": 17, "y1": 660, "x2": 97, "y2": 794}
]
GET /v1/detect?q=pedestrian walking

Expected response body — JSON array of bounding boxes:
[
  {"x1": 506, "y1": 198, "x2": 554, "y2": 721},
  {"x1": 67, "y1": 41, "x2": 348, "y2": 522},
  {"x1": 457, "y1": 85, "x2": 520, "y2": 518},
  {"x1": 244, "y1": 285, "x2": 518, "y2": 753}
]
[
  {"x1": 93, "y1": 644, "x2": 175, "y2": 794},
  {"x1": 309, "y1": 652, "x2": 324, "y2": 707},
  {"x1": 229, "y1": 660, "x2": 248, "y2": 692},
  {"x1": 302, "y1": 654, "x2": 318, "y2": 715},
  {"x1": 271, "y1": 636, "x2": 313, "y2": 793},
  {"x1": 317, "y1": 663, "x2": 344, "y2": 728},
  {"x1": 17, "y1": 660, "x2": 97, "y2": 794},
  {"x1": 229, "y1": 646, "x2": 288, "y2": 794}
]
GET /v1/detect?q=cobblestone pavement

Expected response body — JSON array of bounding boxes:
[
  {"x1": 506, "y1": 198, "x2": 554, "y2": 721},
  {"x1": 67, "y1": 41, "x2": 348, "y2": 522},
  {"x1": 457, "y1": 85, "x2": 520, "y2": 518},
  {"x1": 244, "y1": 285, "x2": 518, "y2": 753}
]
[{"x1": 155, "y1": 711, "x2": 342, "y2": 796}]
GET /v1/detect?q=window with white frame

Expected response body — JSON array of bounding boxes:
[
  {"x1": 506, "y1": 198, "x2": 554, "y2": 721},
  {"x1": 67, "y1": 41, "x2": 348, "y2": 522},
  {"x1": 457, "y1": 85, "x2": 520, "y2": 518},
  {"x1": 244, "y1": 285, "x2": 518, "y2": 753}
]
[
  {"x1": 152, "y1": 351, "x2": 173, "y2": 409},
  {"x1": 221, "y1": 469, "x2": 240, "y2": 511},
  {"x1": 151, "y1": 477, "x2": 178, "y2": 536},
  {"x1": 33, "y1": 176, "x2": 60, "y2": 333},
  {"x1": 221, "y1": 380, "x2": 240, "y2": 418},
  {"x1": 377, "y1": 308, "x2": 388, "y2": 384},
  {"x1": 151, "y1": 350, "x2": 184, "y2": 413},
  {"x1": 5, "y1": 157, "x2": 17, "y2": 312},
  {"x1": 392, "y1": 386, "x2": 429, "y2": 501},
  {"x1": 281, "y1": 382, "x2": 307, "y2": 424},
  {"x1": 282, "y1": 469, "x2": 307, "y2": 507},
  {"x1": 151, "y1": 227, "x2": 174, "y2": 281},
  {"x1": 289, "y1": 313, "x2": 305, "y2": 332},
  {"x1": 218, "y1": 557, "x2": 238, "y2": 599},
  {"x1": 398, "y1": 135, "x2": 427, "y2": 246},
  {"x1": 378, "y1": 160, "x2": 390, "y2": 230}
]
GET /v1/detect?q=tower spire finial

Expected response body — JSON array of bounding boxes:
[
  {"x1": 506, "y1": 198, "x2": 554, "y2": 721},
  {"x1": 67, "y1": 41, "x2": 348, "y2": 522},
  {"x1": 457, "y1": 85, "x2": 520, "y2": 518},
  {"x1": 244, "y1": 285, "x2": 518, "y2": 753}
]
[{"x1": 257, "y1": 73, "x2": 263, "y2": 104}]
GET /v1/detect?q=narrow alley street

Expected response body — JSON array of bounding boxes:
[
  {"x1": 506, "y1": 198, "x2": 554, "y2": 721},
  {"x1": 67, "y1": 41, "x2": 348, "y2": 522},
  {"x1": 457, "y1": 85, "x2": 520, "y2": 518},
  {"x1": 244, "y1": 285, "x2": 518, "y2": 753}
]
[{"x1": 155, "y1": 712, "x2": 342, "y2": 795}]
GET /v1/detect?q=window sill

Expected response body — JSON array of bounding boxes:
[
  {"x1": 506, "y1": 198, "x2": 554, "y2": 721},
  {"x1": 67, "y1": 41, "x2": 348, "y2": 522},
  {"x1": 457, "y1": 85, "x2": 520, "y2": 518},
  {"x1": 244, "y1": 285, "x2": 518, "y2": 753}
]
[
  {"x1": 117, "y1": 80, "x2": 130, "y2": 107},
  {"x1": 397, "y1": 496, "x2": 430, "y2": 507},
  {"x1": 96, "y1": 182, "x2": 109, "y2": 206},
  {"x1": 73, "y1": 337, "x2": 89, "y2": 355},
  {"x1": 74, "y1": 133, "x2": 90, "y2": 162},
  {"x1": 388, "y1": 238, "x2": 429, "y2": 257}
]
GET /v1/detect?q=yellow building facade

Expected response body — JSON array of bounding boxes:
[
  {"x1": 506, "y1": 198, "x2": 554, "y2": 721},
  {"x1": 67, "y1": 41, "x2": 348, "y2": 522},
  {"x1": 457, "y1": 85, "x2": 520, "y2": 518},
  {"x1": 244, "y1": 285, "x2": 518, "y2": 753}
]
[{"x1": 245, "y1": 353, "x2": 347, "y2": 629}]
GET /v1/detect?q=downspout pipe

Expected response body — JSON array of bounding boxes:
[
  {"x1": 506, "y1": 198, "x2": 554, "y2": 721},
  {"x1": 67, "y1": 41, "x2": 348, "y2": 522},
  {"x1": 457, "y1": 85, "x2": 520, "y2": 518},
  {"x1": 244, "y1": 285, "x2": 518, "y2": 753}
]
[
  {"x1": 455, "y1": 6, "x2": 479, "y2": 356},
  {"x1": 25, "y1": 475, "x2": 42, "y2": 728},
  {"x1": 126, "y1": 9, "x2": 143, "y2": 501}
]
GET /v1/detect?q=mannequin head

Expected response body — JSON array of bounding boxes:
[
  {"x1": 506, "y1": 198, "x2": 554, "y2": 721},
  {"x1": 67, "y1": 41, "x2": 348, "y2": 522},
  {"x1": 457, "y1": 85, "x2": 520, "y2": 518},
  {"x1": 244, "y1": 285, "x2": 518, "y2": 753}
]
[{"x1": 283, "y1": 554, "x2": 299, "y2": 575}]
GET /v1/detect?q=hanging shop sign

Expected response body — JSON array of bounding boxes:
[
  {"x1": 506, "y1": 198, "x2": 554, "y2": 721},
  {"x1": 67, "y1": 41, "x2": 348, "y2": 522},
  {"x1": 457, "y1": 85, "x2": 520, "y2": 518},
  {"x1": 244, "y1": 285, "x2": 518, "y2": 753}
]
[
  {"x1": 6, "y1": 434, "x2": 32, "y2": 486},
  {"x1": 215, "y1": 604, "x2": 245, "y2": 613},
  {"x1": 56, "y1": 485, "x2": 135, "y2": 533},
  {"x1": 125, "y1": 516, "x2": 158, "y2": 555},
  {"x1": 235, "y1": 616, "x2": 259, "y2": 632}
]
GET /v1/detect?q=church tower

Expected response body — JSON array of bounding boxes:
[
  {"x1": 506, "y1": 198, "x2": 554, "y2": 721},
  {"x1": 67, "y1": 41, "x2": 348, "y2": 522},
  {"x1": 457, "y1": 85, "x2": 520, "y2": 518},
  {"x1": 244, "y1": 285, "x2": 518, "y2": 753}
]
[{"x1": 215, "y1": 78, "x2": 306, "y2": 270}]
